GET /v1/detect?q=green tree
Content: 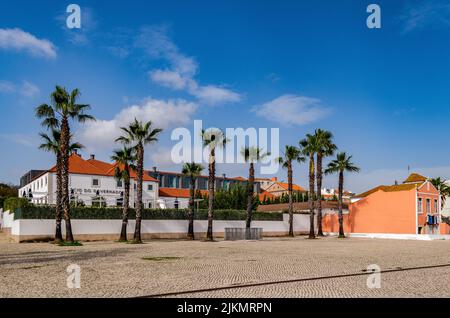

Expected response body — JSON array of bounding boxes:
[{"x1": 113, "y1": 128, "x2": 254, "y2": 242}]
[
  {"x1": 277, "y1": 145, "x2": 305, "y2": 237},
  {"x1": 430, "y1": 177, "x2": 450, "y2": 209},
  {"x1": 182, "y1": 162, "x2": 204, "y2": 239},
  {"x1": 241, "y1": 146, "x2": 270, "y2": 229},
  {"x1": 39, "y1": 129, "x2": 83, "y2": 242},
  {"x1": 36, "y1": 86, "x2": 95, "y2": 242},
  {"x1": 300, "y1": 133, "x2": 319, "y2": 239},
  {"x1": 314, "y1": 129, "x2": 337, "y2": 236},
  {"x1": 116, "y1": 119, "x2": 162, "y2": 243},
  {"x1": 325, "y1": 152, "x2": 360, "y2": 238},
  {"x1": 201, "y1": 129, "x2": 227, "y2": 241},
  {"x1": 111, "y1": 146, "x2": 136, "y2": 242}
]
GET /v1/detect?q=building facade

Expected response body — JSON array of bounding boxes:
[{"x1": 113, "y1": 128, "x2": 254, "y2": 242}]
[
  {"x1": 349, "y1": 173, "x2": 449, "y2": 235},
  {"x1": 18, "y1": 153, "x2": 159, "y2": 208}
]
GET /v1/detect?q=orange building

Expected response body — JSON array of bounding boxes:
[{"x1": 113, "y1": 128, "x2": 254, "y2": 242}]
[{"x1": 343, "y1": 173, "x2": 450, "y2": 235}]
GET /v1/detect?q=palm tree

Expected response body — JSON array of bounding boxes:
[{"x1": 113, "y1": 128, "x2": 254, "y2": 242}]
[
  {"x1": 430, "y1": 177, "x2": 450, "y2": 209},
  {"x1": 300, "y1": 133, "x2": 319, "y2": 239},
  {"x1": 277, "y1": 145, "x2": 305, "y2": 237},
  {"x1": 201, "y1": 129, "x2": 227, "y2": 241},
  {"x1": 241, "y1": 147, "x2": 270, "y2": 229},
  {"x1": 36, "y1": 86, "x2": 94, "y2": 242},
  {"x1": 116, "y1": 119, "x2": 162, "y2": 243},
  {"x1": 314, "y1": 129, "x2": 337, "y2": 236},
  {"x1": 325, "y1": 152, "x2": 360, "y2": 238},
  {"x1": 182, "y1": 162, "x2": 204, "y2": 240},
  {"x1": 38, "y1": 129, "x2": 83, "y2": 242},
  {"x1": 111, "y1": 146, "x2": 136, "y2": 242}
]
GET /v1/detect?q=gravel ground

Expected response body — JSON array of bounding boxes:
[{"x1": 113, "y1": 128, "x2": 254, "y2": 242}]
[{"x1": 0, "y1": 233, "x2": 449, "y2": 298}]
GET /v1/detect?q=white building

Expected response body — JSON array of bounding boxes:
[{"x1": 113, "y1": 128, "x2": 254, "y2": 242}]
[{"x1": 18, "y1": 153, "x2": 159, "y2": 208}]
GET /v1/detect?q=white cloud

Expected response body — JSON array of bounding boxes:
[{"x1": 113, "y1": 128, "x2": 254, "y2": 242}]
[
  {"x1": 78, "y1": 97, "x2": 198, "y2": 151},
  {"x1": 136, "y1": 26, "x2": 241, "y2": 105},
  {"x1": 400, "y1": 1, "x2": 450, "y2": 32},
  {"x1": 0, "y1": 80, "x2": 40, "y2": 98},
  {"x1": 253, "y1": 94, "x2": 331, "y2": 126},
  {"x1": 0, "y1": 28, "x2": 57, "y2": 58}
]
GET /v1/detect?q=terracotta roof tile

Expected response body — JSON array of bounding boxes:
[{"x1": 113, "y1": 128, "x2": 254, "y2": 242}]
[{"x1": 403, "y1": 173, "x2": 427, "y2": 184}]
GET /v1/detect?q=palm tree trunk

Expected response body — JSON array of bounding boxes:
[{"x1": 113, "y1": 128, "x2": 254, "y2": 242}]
[
  {"x1": 119, "y1": 179, "x2": 130, "y2": 241},
  {"x1": 338, "y1": 170, "x2": 345, "y2": 238},
  {"x1": 188, "y1": 177, "x2": 195, "y2": 240},
  {"x1": 288, "y1": 161, "x2": 294, "y2": 237},
  {"x1": 134, "y1": 143, "x2": 144, "y2": 243},
  {"x1": 55, "y1": 153, "x2": 63, "y2": 242},
  {"x1": 245, "y1": 162, "x2": 255, "y2": 229},
  {"x1": 206, "y1": 148, "x2": 215, "y2": 241},
  {"x1": 60, "y1": 117, "x2": 74, "y2": 242},
  {"x1": 308, "y1": 154, "x2": 315, "y2": 239},
  {"x1": 316, "y1": 152, "x2": 324, "y2": 236}
]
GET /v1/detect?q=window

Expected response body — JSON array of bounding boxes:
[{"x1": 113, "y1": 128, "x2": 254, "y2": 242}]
[
  {"x1": 426, "y1": 199, "x2": 431, "y2": 214},
  {"x1": 134, "y1": 183, "x2": 137, "y2": 190},
  {"x1": 116, "y1": 180, "x2": 123, "y2": 188},
  {"x1": 148, "y1": 202, "x2": 153, "y2": 208},
  {"x1": 147, "y1": 184, "x2": 153, "y2": 191},
  {"x1": 434, "y1": 199, "x2": 438, "y2": 213},
  {"x1": 92, "y1": 178, "x2": 100, "y2": 187},
  {"x1": 116, "y1": 198, "x2": 123, "y2": 207},
  {"x1": 182, "y1": 177, "x2": 190, "y2": 189},
  {"x1": 418, "y1": 198, "x2": 423, "y2": 213}
]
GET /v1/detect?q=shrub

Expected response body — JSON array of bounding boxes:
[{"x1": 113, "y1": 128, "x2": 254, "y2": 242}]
[
  {"x1": 13, "y1": 206, "x2": 283, "y2": 221},
  {"x1": 3, "y1": 197, "x2": 29, "y2": 212}
]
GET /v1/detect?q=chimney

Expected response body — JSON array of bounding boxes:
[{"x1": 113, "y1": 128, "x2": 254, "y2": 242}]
[
  {"x1": 271, "y1": 177, "x2": 278, "y2": 182},
  {"x1": 90, "y1": 154, "x2": 95, "y2": 160},
  {"x1": 73, "y1": 149, "x2": 78, "y2": 155},
  {"x1": 153, "y1": 166, "x2": 157, "y2": 173},
  {"x1": 394, "y1": 180, "x2": 398, "y2": 185},
  {"x1": 222, "y1": 173, "x2": 226, "y2": 179}
]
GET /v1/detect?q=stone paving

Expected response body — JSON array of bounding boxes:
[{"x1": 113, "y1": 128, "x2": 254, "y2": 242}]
[{"x1": 0, "y1": 233, "x2": 449, "y2": 297}]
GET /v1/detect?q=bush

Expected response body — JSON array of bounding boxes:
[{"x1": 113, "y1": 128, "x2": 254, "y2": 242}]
[
  {"x1": 13, "y1": 206, "x2": 283, "y2": 221},
  {"x1": 3, "y1": 197, "x2": 29, "y2": 212}
]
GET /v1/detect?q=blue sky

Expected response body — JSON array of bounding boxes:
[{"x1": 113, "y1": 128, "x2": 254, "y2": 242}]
[{"x1": 1, "y1": 0, "x2": 450, "y2": 192}]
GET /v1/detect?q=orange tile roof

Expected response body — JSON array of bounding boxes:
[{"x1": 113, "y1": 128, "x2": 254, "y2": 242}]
[
  {"x1": 258, "y1": 190, "x2": 275, "y2": 201},
  {"x1": 49, "y1": 153, "x2": 157, "y2": 182},
  {"x1": 158, "y1": 187, "x2": 208, "y2": 198},
  {"x1": 49, "y1": 153, "x2": 106, "y2": 176},
  {"x1": 276, "y1": 182, "x2": 305, "y2": 192},
  {"x1": 403, "y1": 173, "x2": 427, "y2": 184},
  {"x1": 355, "y1": 183, "x2": 419, "y2": 198}
]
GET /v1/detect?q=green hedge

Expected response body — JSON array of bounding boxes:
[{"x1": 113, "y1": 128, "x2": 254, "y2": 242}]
[
  {"x1": 3, "y1": 197, "x2": 29, "y2": 212},
  {"x1": 13, "y1": 206, "x2": 283, "y2": 221}
]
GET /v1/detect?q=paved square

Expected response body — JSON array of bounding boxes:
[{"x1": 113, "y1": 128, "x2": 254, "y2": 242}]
[{"x1": 0, "y1": 233, "x2": 449, "y2": 297}]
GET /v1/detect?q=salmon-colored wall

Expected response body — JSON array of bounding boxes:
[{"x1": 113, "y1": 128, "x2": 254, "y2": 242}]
[
  {"x1": 322, "y1": 214, "x2": 350, "y2": 233},
  {"x1": 349, "y1": 189, "x2": 416, "y2": 234}
]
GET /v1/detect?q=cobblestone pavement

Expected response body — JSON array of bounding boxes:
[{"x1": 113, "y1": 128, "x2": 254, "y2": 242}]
[{"x1": 0, "y1": 235, "x2": 449, "y2": 297}]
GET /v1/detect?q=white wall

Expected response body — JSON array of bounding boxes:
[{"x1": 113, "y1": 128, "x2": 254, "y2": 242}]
[
  {"x1": 19, "y1": 172, "x2": 159, "y2": 208},
  {"x1": 7, "y1": 213, "x2": 313, "y2": 239}
]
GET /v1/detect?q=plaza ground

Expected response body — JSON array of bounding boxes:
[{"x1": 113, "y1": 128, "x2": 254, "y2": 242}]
[{"x1": 0, "y1": 232, "x2": 450, "y2": 298}]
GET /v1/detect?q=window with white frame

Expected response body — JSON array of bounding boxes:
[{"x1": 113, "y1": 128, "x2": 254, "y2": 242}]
[
  {"x1": 426, "y1": 198, "x2": 431, "y2": 214},
  {"x1": 434, "y1": 199, "x2": 438, "y2": 213},
  {"x1": 147, "y1": 184, "x2": 153, "y2": 191},
  {"x1": 418, "y1": 198, "x2": 423, "y2": 213},
  {"x1": 116, "y1": 180, "x2": 123, "y2": 188}
]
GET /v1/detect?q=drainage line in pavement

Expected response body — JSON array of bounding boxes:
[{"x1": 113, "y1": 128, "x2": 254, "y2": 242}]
[{"x1": 136, "y1": 263, "x2": 450, "y2": 298}]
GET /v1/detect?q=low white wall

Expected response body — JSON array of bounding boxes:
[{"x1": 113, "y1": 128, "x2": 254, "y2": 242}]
[
  {"x1": 1, "y1": 210, "x2": 14, "y2": 229},
  {"x1": 7, "y1": 213, "x2": 314, "y2": 241}
]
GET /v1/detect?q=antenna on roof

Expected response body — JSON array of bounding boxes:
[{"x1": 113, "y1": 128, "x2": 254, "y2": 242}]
[{"x1": 407, "y1": 165, "x2": 410, "y2": 175}]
